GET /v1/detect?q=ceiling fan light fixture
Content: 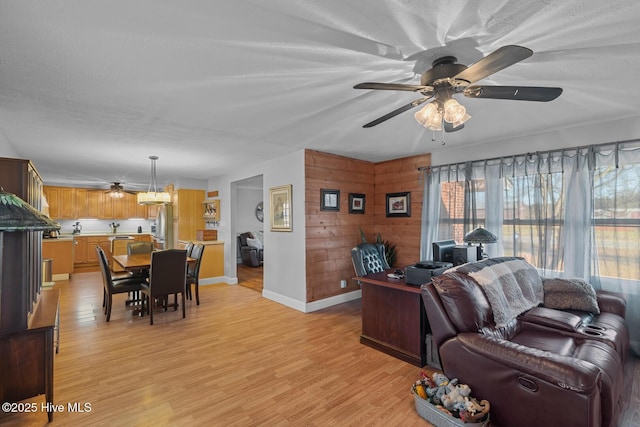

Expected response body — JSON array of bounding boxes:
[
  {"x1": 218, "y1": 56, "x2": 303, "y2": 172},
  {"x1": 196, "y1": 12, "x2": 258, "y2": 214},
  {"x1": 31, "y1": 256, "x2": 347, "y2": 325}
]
[
  {"x1": 451, "y1": 112, "x2": 472, "y2": 129},
  {"x1": 137, "y1": 155, "x2": 171, "y2": 205},
  {"x1": 443, "y1": 98, "x2": 467, "y2": 123},
  {"x1": 109, "y1": 191, "x2": 124, "y2": 199},
  {"x1": 414, "y1": 102, "x2": 442, "y2": 131}
]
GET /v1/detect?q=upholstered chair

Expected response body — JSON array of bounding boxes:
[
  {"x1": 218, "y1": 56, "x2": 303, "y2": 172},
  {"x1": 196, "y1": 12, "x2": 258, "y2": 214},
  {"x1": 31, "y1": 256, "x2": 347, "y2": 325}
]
[
  {"x1": 186, "y1": 243, "x2": 204, "y2": 305},
  {"x1": 238, "y1": 232, "x2": 263, "y2": 267},
  {"x1": 351, "y1": 243, "x2": 390, "y2": 277},
  {"x1": 96, "y1": 246, "x2": 145, "y2": 322},
  {"x1": 140, "y1": 249, "x2": 188, "y2": 325}
]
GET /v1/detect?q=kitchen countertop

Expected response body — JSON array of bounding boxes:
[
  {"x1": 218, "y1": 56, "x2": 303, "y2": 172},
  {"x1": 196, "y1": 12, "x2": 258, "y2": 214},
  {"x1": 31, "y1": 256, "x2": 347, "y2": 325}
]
[
  {"x1": 43, "y1": 237, "x2": 74, "y2": 242},
  {"x1": 178, "y1": 239, "x2": 224, "y2": 245},
  {"x1": 58, "y1": 232, "x2": 154, "y2": 237}
]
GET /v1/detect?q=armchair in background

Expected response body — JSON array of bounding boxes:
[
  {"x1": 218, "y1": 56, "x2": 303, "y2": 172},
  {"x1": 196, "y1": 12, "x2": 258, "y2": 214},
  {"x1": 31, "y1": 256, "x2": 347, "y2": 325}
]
[
  {"x1": 238, "y1": 231, "x2": 263, "y2": 267},
  {"x1": 351, "y1": 242, "x2": 390, "y2": 277}
]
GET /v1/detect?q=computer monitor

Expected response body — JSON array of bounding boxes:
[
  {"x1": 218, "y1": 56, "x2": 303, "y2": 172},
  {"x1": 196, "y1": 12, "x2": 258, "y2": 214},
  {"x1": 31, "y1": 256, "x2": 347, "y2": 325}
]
[{"x1": 432, "y1": 240, "x2": 456, "y2": 263}]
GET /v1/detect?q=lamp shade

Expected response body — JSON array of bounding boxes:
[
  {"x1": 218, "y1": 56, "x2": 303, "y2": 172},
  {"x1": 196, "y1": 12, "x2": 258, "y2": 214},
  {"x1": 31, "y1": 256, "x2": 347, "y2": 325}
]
[
  {"x1": 464, "y1": 226, "x2": 497, "y2": 244},
  {"x1": 137, "y1": 191, "x2": 171, "y2": 205},
  {"x1": 0, "y1": 190, "x2": 61, "y2": 231}
]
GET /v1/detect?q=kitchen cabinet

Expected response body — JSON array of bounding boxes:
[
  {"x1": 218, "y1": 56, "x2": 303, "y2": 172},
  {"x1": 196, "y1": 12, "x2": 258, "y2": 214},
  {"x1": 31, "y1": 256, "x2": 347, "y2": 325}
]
[
  {"x1": 173, "y1": 188, "x2": 206, "y2": 241},
  {"x1": 73, "y1": 237, "x2": 87, "y2": 264},
  {"x1": 44, "y1": 186, "x2": 148, "y2": 220},
  {"x1": 42, "y1": 239, "x2": 74, "y2": 280},
  {"x1": 87, "y1": 190, "x2": 104, "y2": 218},
  {"x1": 43, "y1": 186, "x2": 76, "y2": 219},
  {"x1": 73, "y1": 236, "x2": 109, "y2": 266},
  {"x1": 124, "y1": 193, "x2": 148, "y2": 219},
  {"x1": 147, "y1": 204, "x2": 159, "y2": 219}
]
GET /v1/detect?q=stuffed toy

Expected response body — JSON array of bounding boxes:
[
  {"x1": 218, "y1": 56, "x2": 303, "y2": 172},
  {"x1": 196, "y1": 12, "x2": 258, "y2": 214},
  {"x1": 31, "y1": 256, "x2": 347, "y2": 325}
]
[{"x1": 426, "y1": 372, "x2": 452, "y2": 405}]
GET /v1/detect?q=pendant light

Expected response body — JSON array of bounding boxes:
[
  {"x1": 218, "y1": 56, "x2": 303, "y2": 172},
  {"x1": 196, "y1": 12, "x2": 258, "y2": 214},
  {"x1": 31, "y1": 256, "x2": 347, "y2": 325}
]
[{"x1": 137, "y1": 156, "x2": 171, "y2": 205}]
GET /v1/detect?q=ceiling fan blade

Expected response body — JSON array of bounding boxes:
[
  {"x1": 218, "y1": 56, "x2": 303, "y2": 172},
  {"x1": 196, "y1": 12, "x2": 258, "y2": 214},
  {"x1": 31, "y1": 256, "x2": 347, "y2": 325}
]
[
  {"x1": 454, "y1": 45, "x2": 533, "y2": 84},
  {"x1": 464, "y1": 85, "x2": 563, "y2": 102},
  {"x1": 444, "y1": 121, "x2": 465, "y2": 133},
  {"x1": 354, "y1": 82, "x2": 431, "y2": 92},
  {"x1": 362, "y1": 97, "x2": 431, "y2": 128}
]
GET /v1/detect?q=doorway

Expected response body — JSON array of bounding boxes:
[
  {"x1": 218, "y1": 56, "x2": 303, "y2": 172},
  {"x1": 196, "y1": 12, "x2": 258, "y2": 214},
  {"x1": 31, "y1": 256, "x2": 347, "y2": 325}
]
[{"x1": 231, "y1": 175, "x2": 264, "y2": 292}]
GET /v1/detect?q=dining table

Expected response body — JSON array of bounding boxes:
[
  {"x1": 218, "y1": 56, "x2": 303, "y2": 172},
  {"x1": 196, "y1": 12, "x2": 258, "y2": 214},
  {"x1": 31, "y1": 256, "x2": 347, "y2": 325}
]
[
  {"x1": 112, "y1": 253, "x2": 196, "y2": 272},
  {"x1": 112, "y1": 252, "x2": 196, "y2": 315}
]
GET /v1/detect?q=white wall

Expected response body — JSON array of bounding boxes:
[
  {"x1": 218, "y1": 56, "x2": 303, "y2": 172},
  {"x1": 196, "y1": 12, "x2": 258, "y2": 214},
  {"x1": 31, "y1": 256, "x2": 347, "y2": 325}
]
[
  {"x1": 236, "y1": 185, "x2": 264, "y2": 235},
  {"x1": 431, "y1": 115, "x2": 640, "y2": 166},
  {"x1": 0, "y1": 132, "x2": 18, "y2": 157},
  {"x1": 209, "y1": 149, "x2": 307, "y2": 311}
]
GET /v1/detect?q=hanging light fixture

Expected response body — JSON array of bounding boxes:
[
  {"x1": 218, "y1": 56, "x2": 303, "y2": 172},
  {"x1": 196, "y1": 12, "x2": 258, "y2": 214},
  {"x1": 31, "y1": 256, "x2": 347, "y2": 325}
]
[
  {"x1": 414, "y1": 95, "x2": 471, "y2": 131},
  {"x1": 414, "y1": 102, "x2": 442, "y2": 131},
  {"x1": 137, "y1": 156, "x2": 171, "y2": 205}
]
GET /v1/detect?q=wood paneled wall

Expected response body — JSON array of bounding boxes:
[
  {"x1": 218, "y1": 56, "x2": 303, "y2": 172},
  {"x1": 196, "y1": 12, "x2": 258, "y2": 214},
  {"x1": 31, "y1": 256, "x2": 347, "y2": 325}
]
[
  {"x1": 304, "y1": 150, "x2": 430, "y2": 302},
  {"x1": 374, "y1": 154, "x2": 431, "y2": 268},
  {"x1": 305, "y1": 150, "x2": 375, "y2": 301}
]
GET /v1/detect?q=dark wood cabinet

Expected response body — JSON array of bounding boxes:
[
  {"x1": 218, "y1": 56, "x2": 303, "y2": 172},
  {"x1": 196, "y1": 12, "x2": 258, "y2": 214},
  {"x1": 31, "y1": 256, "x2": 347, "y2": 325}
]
[
  {"x1": 356, "y1": 271, "x2": 428, "y2": 367},
  {"x1": 0, "y1": 157, "x2": 58, "y2": 422}
]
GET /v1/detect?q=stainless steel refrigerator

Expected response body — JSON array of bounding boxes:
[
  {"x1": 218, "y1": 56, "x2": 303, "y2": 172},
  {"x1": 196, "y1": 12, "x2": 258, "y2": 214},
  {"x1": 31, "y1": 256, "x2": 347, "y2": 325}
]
[{"x1": 153, "y1": 204, "x2": 174, "y2": 249}]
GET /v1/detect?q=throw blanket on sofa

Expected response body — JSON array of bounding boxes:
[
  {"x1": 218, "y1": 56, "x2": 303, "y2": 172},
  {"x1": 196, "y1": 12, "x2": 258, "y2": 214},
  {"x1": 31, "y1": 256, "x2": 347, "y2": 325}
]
[{"x1": 449, "y1": 257, "x2": 544, "y2": 327}]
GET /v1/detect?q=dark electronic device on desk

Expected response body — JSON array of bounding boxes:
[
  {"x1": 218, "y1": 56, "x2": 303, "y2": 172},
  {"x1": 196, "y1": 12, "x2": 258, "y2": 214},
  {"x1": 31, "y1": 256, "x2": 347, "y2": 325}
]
[
  {"x1": 432, "y1": 239, "x2": 456, "y2": 263},
  {"x1": 405, "y1": 259, "x2": 453, "y2": 286}
]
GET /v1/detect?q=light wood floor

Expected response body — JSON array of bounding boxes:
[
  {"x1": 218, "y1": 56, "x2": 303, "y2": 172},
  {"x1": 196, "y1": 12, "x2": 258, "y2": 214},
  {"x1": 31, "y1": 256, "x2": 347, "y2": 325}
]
[
  {"x1": 0, "y1": 272, "x2": 427, "y2": 427},
  {"x1": 3, "y1": 273, "x2": 639, "y2": 427},
  {"x1": 237, "y1": 263, "x2": 263, "y2": 293}
]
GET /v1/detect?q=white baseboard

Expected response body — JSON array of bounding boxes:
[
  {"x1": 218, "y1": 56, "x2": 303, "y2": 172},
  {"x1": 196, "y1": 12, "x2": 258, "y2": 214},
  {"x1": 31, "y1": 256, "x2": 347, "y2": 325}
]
[
  {"x1": 200, "y1": 276, "x2": 237, "y2": 285},
  {"x1": 262, "y1": 289, "x2": 362, "y2": 313}
]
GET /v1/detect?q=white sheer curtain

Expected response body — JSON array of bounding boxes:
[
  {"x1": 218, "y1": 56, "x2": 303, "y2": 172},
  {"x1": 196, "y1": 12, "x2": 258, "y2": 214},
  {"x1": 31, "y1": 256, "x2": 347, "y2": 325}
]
[{"x1": 421, "y1": 140, "x2": 640, "y2": 354}]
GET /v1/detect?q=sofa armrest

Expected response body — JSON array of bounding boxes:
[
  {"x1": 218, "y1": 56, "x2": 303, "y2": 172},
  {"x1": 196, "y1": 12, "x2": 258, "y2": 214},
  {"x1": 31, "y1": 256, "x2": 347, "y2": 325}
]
[
  {"x1": 596, "y1": 290, "x2": 626, "y2": 318},
  {"x1": 455, "y1": 333, "x2": 601, "y2": 394},
  {"x1": 521, "y1": 307, "x2": 583, "y2": 332}
]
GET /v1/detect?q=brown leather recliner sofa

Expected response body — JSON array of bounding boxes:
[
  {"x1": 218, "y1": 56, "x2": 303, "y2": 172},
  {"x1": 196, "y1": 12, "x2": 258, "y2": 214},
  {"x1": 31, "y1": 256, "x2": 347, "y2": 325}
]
[{"x1": 421, "y1": 257, "x2": 629, "y2": 427}]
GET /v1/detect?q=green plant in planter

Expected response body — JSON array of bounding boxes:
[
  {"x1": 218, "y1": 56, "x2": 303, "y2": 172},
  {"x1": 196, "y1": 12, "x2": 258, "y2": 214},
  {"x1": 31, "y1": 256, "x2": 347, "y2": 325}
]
[{"x1": 358, "y1": 227, "x2": 397, "y2": 267}]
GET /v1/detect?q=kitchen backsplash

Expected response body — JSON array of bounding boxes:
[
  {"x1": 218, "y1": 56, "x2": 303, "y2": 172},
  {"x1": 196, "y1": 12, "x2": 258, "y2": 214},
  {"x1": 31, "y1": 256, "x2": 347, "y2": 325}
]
[{"x1": 57, "y1": 219, "x2": 155, "y2": 235}]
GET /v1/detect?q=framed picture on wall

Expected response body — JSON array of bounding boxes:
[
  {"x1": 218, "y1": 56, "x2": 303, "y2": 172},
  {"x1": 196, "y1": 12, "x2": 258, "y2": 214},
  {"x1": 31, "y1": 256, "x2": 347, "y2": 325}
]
[
  {"x1": 321, "y1": 189, "x2": 340, "y2": 211},
  {"x1": 386, "y1": 192, "x2": 411, "y2": 217},
  {"x1": 348, "y1": 193, "x2": 365, "y2": 214},
  {"x1": 270, "y1": 184, "x2": 292, "y2": 232}
]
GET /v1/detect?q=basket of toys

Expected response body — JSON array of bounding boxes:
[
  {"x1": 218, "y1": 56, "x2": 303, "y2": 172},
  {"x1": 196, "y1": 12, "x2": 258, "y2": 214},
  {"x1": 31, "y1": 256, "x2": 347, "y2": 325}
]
[{"x1": 412, "y1": 371, "x2": 490, "y2": 427}]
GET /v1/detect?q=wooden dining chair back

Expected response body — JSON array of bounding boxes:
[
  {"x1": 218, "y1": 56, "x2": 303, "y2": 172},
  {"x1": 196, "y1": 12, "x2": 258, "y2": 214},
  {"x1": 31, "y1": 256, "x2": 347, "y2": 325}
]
[
  {"x1": 96, "y1": 246, "x2": 144, "y2": 322},
  {"x1": 140, "y1": 249, "x2": 188, "y2": 325},
  {"x1": 186, "y1": 243, "x2": 205, "y2": 305}
]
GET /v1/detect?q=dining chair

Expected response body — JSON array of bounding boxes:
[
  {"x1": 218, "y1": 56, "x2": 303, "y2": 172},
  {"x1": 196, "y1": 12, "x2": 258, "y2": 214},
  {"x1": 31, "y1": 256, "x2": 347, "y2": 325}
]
[
  {"x1": 186, "y1": 243, "x2": 204, "y2": 305},
  {"x1": 96, "y1": 246, "x2": 145, "y2": 322},
  {"x1": 184, "y1": 242, "x2": 194, "y2": 257},
  {"x1": 126, "y1": 241, "x2": 154, "y2": 301},
  {"x1": 127, "y1": 241, "x2": 154, "y2": 255},
  {"x1": 140, "y1": 249, "x2": 188, "y2": 325}
]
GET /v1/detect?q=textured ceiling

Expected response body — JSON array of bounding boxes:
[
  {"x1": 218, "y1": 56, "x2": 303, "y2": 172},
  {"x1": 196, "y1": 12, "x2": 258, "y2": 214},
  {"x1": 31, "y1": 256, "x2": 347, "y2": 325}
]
[{"x1": 0, "y1": 0, "x2": 639, "y2": 188}]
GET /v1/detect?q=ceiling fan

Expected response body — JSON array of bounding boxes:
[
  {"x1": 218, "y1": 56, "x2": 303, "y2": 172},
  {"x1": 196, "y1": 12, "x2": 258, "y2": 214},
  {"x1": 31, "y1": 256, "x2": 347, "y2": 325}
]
[
  {"x1": 104, "y1": 182, "x2": 137, "y2": 198},
  {"x1": 354, "y1": 45, "x2": 562, "y2": 131}
]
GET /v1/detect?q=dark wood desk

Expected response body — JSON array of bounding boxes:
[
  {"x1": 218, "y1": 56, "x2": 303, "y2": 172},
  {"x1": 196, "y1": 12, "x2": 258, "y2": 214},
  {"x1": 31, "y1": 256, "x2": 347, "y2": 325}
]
[{"x1": 355, "y1": 270, "x2": 428, "y2": 367}]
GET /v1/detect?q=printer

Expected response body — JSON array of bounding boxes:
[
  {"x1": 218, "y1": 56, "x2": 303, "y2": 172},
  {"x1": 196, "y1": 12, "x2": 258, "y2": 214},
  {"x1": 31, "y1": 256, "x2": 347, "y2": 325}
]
[{"x1": 405, "y1": 260, "x2": 453, "y2": 286}]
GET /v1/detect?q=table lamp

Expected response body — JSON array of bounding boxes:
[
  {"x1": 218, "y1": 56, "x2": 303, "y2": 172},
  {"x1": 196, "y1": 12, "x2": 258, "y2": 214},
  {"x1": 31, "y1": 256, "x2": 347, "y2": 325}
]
[
  {"x1": 463, "y1": 226, "x2": 497, "y2": 259},
  {"x1": 0, "y1": 189, "x2": 61, "y2": 305}
]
